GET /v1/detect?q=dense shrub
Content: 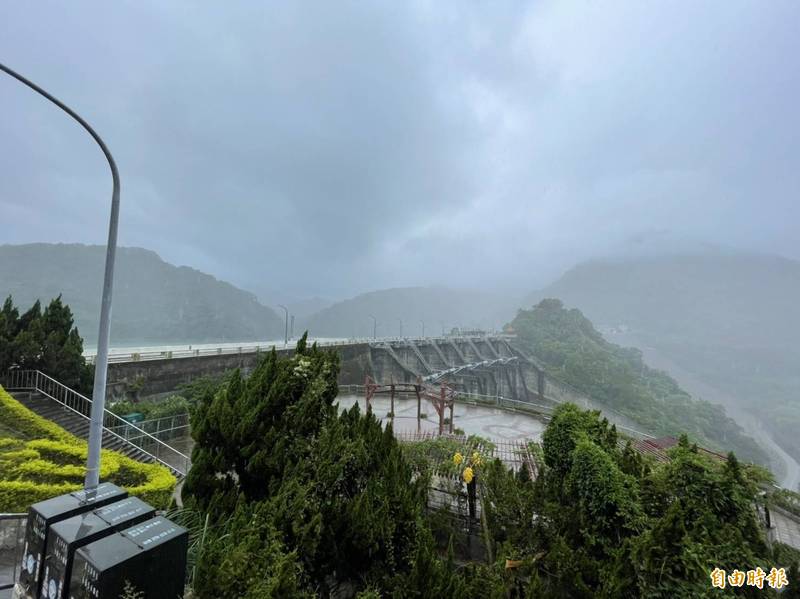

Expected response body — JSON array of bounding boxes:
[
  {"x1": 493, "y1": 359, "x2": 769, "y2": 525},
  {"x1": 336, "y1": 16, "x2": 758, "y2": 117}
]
[{"x1": 109, "y1": 395, "x2": 192, "y2": 420}]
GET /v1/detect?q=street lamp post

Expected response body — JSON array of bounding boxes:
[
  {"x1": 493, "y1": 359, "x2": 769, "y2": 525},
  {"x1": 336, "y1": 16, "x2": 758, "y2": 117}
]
[
  {"x1": 368, "y1": 314, "x2": 377, "y2": 340},
  {"x1": 420, "y1": 320, "x2": 425, "y2": 338},
  {"x1": 0, "y1": 62, "x2": 121, "y2": 489},
  {"x1": 277, "y1": 304, "x2": 289, "y2": 345},
  {"x1": 398, "y1": 318, "x2": 403, "y2": 338}
]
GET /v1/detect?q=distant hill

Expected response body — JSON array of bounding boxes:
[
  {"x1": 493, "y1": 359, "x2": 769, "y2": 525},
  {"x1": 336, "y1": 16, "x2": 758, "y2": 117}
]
[
  {"x1": 525, "y1": 251, "x2": 800, "y2": 464},
  {"x1": 511, "y1": 298, "x2": 766, "y2": 464},
  {"x1": 0, "y1": 244, "x2": 284, "y2": 346},
  {"x1": 303, "y1": 286, "x2": 516, "y2": 338}
]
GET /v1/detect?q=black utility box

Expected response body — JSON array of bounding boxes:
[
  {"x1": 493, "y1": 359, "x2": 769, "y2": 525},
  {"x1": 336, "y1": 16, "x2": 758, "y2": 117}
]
[
  {"x1": 41, "y1": 497, "x2": 155, "y2": 599},
  {"x1": 18, "y1": 482, "x2": 128, "y2": 598},
  {"x1": 69, "y1": 516, "x2": 188, "y2": 599}
]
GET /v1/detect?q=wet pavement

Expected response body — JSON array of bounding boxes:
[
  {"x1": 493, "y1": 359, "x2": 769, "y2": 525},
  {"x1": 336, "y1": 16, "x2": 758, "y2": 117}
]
[{"x1": 335, "y1": 395, "x2": 546, "y2": 442}]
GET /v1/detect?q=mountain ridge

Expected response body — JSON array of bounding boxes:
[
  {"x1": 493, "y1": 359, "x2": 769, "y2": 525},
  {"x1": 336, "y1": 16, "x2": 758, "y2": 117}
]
[{"x1": 0, "y1": 243, "x2": 284, "y2": 346}]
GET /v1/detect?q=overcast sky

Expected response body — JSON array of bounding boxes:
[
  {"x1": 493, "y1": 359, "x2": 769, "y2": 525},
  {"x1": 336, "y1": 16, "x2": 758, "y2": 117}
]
[{"x1": 1, "y1": 1, "x2": 798, "y2": 300}]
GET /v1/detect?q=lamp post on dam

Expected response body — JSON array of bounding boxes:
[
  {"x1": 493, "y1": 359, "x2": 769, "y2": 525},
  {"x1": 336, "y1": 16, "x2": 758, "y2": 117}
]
[{"x1": 277, "y1": 304, "x2": 289, "y2": 345}]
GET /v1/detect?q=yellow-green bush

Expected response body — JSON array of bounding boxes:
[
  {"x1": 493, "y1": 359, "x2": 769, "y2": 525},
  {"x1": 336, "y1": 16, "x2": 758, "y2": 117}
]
[{"x1": 0, "y1": 385, "x2": 176, "y2": 512}]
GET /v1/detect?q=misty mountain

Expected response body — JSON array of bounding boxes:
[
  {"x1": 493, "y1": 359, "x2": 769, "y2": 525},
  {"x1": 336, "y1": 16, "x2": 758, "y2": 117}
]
[
  {"x1": 526, "y1": 251, "x2": 800, "y2": 462},
  {"x1": 302, "y1": 287, "x2": 517, "y2": 338},
  {"x1": 286, "y1": 296, "x2": 336, "y2": 321},
  {"x1": 511, "y1": 298, "x2": 766, "y2": 464},
  {"x1": 0, "y1": 244, "x2": 284, "y2": 347},
  {"x1": 245, "y1": 283, "x2": 336, "y2": 321}
]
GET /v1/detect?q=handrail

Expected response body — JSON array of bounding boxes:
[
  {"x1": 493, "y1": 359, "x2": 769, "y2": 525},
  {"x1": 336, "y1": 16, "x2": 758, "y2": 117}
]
[
  {"x1": 106, "y1": 413, "x2": 190, "y2": 445},
  {"x1": 3, "y1": 370, "x2": 190, "y2": 476}
]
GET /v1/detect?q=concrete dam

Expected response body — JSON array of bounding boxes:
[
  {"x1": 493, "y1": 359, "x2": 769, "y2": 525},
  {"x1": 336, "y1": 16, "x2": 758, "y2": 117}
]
[{"x1": 102, "y1": 335, "x2": 646, "y2": 435}]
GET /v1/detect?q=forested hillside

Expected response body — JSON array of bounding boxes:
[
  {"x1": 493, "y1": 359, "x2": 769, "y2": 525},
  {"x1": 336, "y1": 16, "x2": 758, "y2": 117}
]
[
  {"x1": 527, "y1": 252, "x2": 800, "y2": 465},
  {"x1": 511, "y1": 299, "x2": 767, "y2": 464},
  {"x1": 0, "y1": 244, "x2": 283, "y2": 346}
]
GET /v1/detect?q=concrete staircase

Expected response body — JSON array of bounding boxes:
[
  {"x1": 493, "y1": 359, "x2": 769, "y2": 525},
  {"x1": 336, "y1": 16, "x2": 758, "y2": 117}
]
[{"x1": 11, "y1": 391, "x2": 159, "y2": 465}]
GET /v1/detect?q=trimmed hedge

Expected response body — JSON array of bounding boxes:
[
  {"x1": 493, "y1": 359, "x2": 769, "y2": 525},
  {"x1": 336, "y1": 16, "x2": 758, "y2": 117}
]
[{"x1": 0, "y1": 385, "x2": 176, "y2": 512}]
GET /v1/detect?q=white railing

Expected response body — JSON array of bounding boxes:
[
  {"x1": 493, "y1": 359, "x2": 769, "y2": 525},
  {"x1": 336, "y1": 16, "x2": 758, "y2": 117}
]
[
  {"x1": 83, "y1": 335, "x2": 506, "y2": 364},
  {"x1": 3, "y1": 370, "x2": 190, "y2": 477}
]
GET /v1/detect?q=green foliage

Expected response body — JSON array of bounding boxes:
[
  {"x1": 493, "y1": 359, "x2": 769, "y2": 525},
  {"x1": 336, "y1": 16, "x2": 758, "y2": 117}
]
[
  {"x1": 524, "y1": 402, "x2": 773, "y2": 597},
  {"x1": 542, "y1": 403, "x2": 618, "y2": 478},
  {"x1": 785, "y1": 563, "x2": 800, "y2": 599},
  {"x1": 184, "y1": 334, "x2": 434, "y2": 597},
  {"x1": 179, "y1": 334, "x2": 777, "y2": 597},
  {"x1": 0, "y1": 295, "x2": 93, "y2": 394},
  {"x1": 120, "y1": 580, "x2": 145, "y2": 599},
  {"x1": 480, "y1": 458, "x2": 535, "y2": 553},
  {"x1": 0, "y1": 386, "x2": 175, "y2": 511},
  {"x1": 109, "y1": 395, "x2": 192, "y2": 420},
  {"x1": 193, "y1": 502, "x2": 312, "y2": 599},
  {"x1": 184, "y1": 334, "x2": 340, "y2": 505},
  {"x1": 769, "y1": 488, "x2": 800, "y2": 518},
  {"x1": 512, "y1": 299, "x2": 767, "y2": 464},
  {"x1": 400, "y1": 434, "x2": 494, "y2": 480}
]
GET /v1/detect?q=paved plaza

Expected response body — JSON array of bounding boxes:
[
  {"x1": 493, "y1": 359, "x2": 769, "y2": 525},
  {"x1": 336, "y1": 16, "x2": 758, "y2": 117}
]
[{"x1": 335, "y1": 395, "x2": 546, "y2": 442}]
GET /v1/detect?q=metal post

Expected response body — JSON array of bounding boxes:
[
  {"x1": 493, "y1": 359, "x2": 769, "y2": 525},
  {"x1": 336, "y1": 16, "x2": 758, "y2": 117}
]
[
  {"x1": 398, "y1": 318, "x2": 403, "y2": 338},
  {"x1": 420, "y1": 320, "x2": 425, "y2": 338},
  {"x1": 277, "y1": 304, "x2": 288, "y2": 345},
  {"x1": 449, "y1": 401, "x2": 454, "y2": 434},
  {"x1": 368, "y1": 314, "x2": 377, "y2": 339},
  {"x1": 416, "y1": 385, "x2": 421, "y2": 431},
  {"x1": 0, "y1": 62, "x2": 121, "y2": 490},
  {"x1": 439, "y1": 385, "x2": 445, "y2": 435}
]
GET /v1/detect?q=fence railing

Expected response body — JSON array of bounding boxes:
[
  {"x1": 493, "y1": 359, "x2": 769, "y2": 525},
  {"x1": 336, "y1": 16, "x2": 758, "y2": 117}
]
[
  {"x1": 0, "y1": 513, "x2": 25, "y2": 592},
  {"x1": 106, "y1": 412, "x2": 190, "y2": 444},
  {"x1": 3, "y1": 370, "x2": 190, "y2": 477}
]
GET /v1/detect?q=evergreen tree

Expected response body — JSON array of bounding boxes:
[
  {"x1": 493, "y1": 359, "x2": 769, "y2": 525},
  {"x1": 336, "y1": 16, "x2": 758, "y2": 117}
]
[
  {"x1": 0, "y1": 295, "x2": 92, "y2": 393},
  {"x1": 785, "y1": 563, "x2": 800, "y2": 599},
  {"x1": 184, "y1": 334, "x2": 431, "y2": 596}
]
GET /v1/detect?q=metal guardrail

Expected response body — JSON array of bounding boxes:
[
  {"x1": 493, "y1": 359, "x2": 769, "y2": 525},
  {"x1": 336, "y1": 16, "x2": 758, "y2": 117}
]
[
  {"x1": 3, "y1": 370, "x2": 190, "y2": 477},
  {"x1": 0, "y1": 513, "x2": 25, "y2": 592},
  {"x1": 106, "y1": 412, "x2": 190, "y2": 444},
  {"x1": 83, "y1": 335, "x2": 509, "y2": 364}
]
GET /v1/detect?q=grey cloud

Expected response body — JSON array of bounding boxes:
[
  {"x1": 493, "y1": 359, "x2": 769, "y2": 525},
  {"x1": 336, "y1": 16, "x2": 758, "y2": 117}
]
[{"x1": 1, "y1": 1, "x2": 798, "y2": 299}]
